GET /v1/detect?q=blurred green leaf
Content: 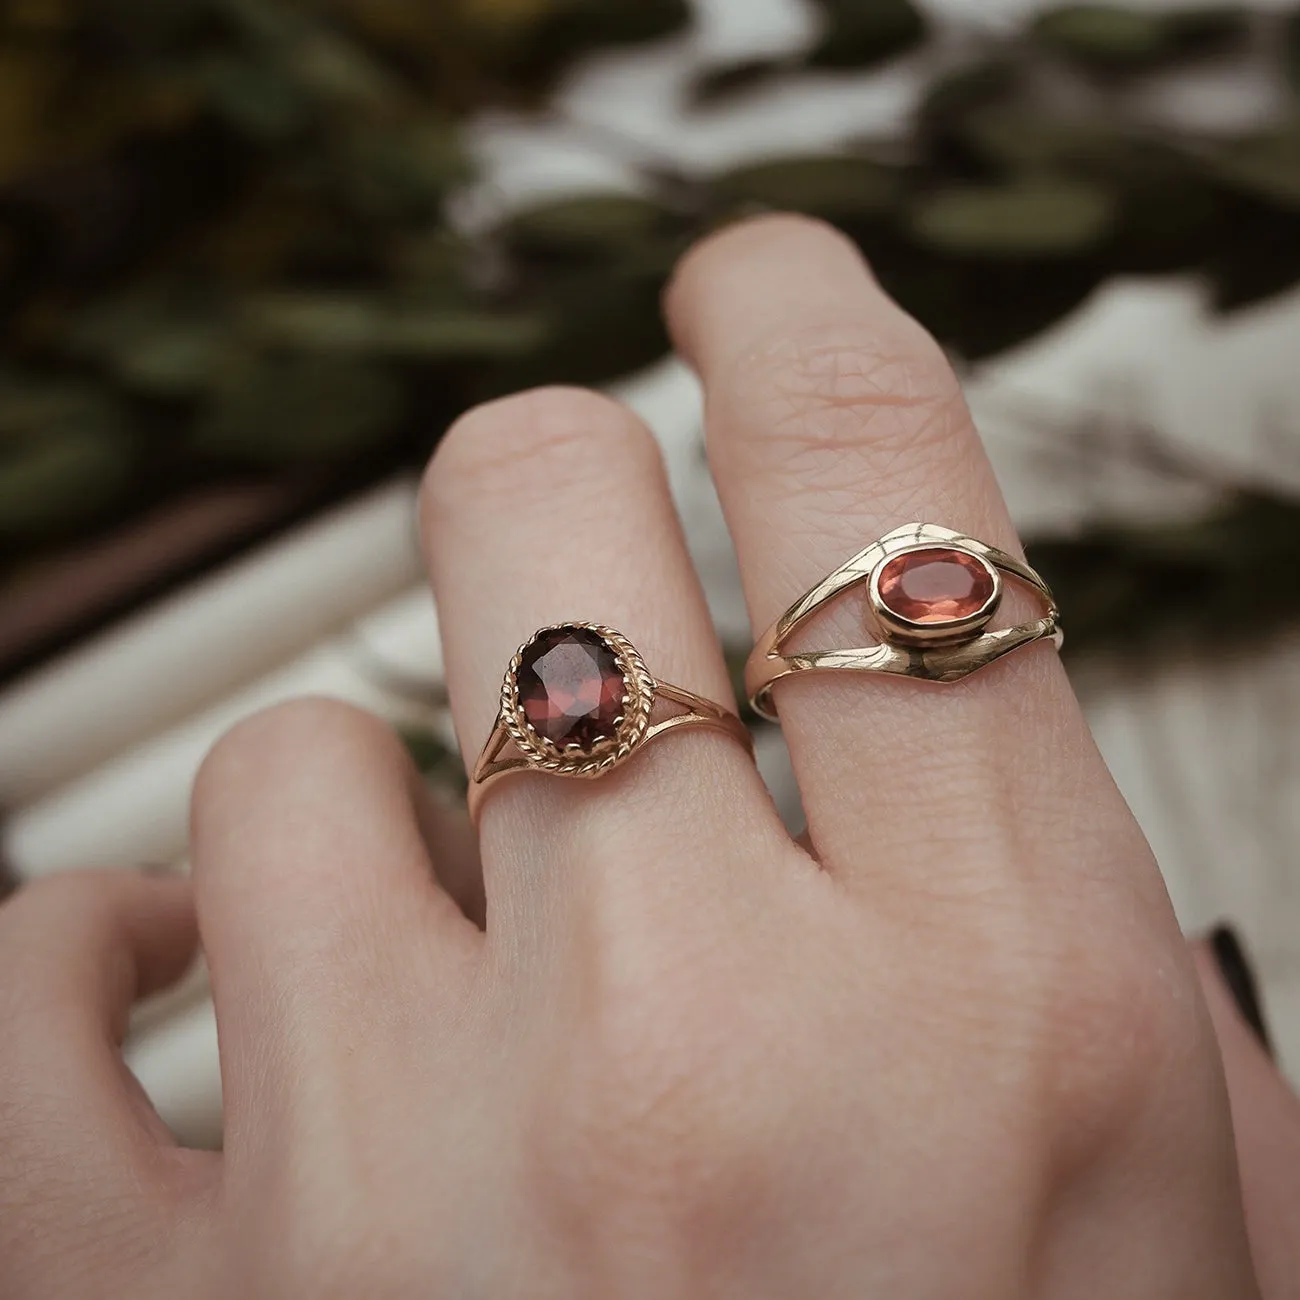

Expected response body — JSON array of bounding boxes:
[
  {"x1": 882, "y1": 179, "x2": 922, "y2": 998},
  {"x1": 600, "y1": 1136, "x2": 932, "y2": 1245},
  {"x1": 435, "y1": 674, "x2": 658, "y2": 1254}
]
[
  {"x1": 1287, "y1": 9, "x2": 1300, "y2": 91},
  {"x1": 918, "y1": 59, "x2": 1019, "y2": 133},
  {"x1": 960, "y1": 109, "x2": 1132, "y2": 171},
  {"x1": 807, "y1": 0, "x2": 926, "y2": 70},
  {"x1": 0, "y1": 387, "x2": 132, "y2": 538},
  {"x1": 332, "y1": 121, "x2": 470, "y2": 222},
  {"x1": 195, "y1": 355, "x2": 406, "y2": 465},
  {"x1": 1033, "y1": 6, "x2": 1169, "y2": 66},
  {"x1": 489, "y1": 267, "x2": 669, "y2": 391},
  {"x1": 68, "y1": 294, "x2": 232, "y2": 396},
  {"x1": 1205, "y1": 126, "x2": 1300, "y2": 210},
  {"x1": 288, "y1": 27, "x2": 402, "y2": 110},
  {"x1": 119, "y1": 328, "x2": 229, "y2": 396},
  {"x1": 1033, "y1": 5, "x2": 1249, "y2": 70},
  {"x1": 908, "y1": 178, "x2": 1118, "y2": 256},
  {"x1": 244, "y1": 293, "x2": 550, "y2": 356},
  {"x1": 461, "y1": 0, "x2": 690, "y2": 93},
  {"x1": 862, "y1": 228, "x2": 1103, "y2": 357},
  {"x1": 957, "y1": 130, "x2": 1226, "y2": 270},
  {"x1": 496, "y1": 193, "x2": 679, "y2": 260},
  {"x1": 714, "y1": 155, "x2": 901, "y2": 222},
  {"x1": 0, "y1": 380, "x2": 112, "y2": 442},
  {"x1": 198, "y1": 53, "x2": 310, "y2": 141}
]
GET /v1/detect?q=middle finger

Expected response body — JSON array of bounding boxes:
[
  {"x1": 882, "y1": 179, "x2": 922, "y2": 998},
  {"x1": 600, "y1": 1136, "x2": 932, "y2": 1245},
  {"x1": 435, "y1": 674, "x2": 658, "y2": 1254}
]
[{"x1": 666, "y1": 215, "x2": 1151, "y2": 894}]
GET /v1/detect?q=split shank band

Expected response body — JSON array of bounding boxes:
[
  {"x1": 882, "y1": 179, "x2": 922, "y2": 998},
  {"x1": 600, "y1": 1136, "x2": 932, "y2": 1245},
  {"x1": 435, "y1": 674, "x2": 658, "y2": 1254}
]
[
  {"x1": 468, "y1": 524, "x2": 1061, "y2": 823},
  {"x1": 467, "y1": 622, "x2": 751, "y2": 824},
  {"x1": 744, "y1": 522, "x2": 1061, "y2": 721}
]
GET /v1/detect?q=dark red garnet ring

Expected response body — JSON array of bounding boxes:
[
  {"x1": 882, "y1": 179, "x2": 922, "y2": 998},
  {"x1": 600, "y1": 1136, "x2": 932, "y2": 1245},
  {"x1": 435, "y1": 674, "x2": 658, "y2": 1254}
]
[
  {"x1": 468, "y1": 623, "x2": 753, "y2": 823},
  {"x1": 744, "y1": 523, "x2": 1062, "y2": 721}
]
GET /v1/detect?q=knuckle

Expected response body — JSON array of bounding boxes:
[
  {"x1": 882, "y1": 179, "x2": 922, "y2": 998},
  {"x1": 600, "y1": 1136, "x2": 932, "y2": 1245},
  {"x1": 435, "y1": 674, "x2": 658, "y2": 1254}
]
[
  {"x1": 1046, "y1": 932, "x2": 1204, "y2": 1147},
  {"x1": 533, "y1": 938, "x2": 789, "y2": 1240},
  {"x1": 0, "y1": 870, "x2": 126, "y2": 991},
  {"x1": 194, "y1": 697, "x2": 397, "y2": 808},
  {"x1": 422, "y1": 385, "x2": 656, "y2": 513},
  {"x1": 732, "y1": 317, "x2": 969, "y2": 496},
  {"x1": 2, "y1": 868, "x2": 120, "y2": 926},
  {"x1": 243, "y1": 1172, "x2": 451, "y2": 1300}
]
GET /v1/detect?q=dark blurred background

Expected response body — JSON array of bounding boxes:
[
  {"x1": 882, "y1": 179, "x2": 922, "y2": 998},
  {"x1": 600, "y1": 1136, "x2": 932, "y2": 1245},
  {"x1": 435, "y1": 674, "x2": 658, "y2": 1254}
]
[{"x1": 2, "y1": 0, "x2": 1299, "y2": 677}]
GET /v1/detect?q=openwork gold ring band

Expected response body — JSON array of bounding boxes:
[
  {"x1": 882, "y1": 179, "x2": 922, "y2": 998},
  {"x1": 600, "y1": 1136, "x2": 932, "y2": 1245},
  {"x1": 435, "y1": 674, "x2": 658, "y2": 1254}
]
[
  {"x1": 744, "y1": 523, "x2": 1062, "y2": 721},
  {"x1": 469, "y1": 622, "x2": 753, "y2": 824}
]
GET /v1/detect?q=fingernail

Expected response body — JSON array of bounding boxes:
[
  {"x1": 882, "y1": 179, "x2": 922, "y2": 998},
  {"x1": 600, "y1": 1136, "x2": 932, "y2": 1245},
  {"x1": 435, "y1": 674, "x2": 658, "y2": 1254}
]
[{"x1": 1211, "y1": 924, "x2": 1273, "y2": 1057}]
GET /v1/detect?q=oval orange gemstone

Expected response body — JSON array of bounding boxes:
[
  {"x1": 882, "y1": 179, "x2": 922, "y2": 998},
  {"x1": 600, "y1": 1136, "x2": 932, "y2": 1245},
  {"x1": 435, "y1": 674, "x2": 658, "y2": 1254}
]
[{"x1": 876, "y1": 548, "x2": 995, "y2": 624}]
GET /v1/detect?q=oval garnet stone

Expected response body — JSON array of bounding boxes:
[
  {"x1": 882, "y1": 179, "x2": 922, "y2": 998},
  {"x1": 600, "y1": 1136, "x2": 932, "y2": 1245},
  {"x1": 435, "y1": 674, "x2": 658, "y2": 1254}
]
[
  {"x1": 876, "y1": 547, "x2": 995, "y2": 624},
  {"x1": 517, "y1": 627, "x2": 627, "y2": 751}
]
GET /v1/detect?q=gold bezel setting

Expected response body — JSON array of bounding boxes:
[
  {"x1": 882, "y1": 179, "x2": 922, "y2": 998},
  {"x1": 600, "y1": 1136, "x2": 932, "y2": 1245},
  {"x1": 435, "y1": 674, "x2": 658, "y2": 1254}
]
[
  {"x1": 866, "y1": 541, "x2": 1002, "y2": 647},
  {"x1": 744, "y1": 522, "x2": 1062, "y2": 720}
]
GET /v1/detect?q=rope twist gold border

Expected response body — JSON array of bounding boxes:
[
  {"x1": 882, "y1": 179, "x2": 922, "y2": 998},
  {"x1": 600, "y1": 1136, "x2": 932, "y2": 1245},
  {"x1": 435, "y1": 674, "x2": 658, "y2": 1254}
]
[
  {"x1": 499, "y1": 623, "x2": 653, "y2": 779},
  {"x1": 469, "y1": 623, "x2": 753, "y2": 824}
]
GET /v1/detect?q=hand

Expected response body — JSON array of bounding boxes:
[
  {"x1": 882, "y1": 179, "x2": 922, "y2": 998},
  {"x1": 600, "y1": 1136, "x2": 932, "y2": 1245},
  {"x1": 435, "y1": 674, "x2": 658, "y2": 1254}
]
[{"x1": 3, "y1": 216, "x2": 1298, "y2": 1300}]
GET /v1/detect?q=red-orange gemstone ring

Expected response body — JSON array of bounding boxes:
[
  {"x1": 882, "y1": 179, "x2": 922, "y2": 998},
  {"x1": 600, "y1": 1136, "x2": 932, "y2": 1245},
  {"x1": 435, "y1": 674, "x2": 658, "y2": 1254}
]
[
  {"x1": 744, "y1": 523, "x2": 1061, "y2": 721},
  {"x1": 469, "y1": 622, "x2": 754, "y2": 824}
]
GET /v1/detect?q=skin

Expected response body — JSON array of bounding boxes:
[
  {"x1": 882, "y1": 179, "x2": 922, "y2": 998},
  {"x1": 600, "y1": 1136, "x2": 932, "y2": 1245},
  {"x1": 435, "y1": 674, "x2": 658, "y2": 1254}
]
[{"x1": 1, "y1": 215, "x2": 1298, "y2": 1299}]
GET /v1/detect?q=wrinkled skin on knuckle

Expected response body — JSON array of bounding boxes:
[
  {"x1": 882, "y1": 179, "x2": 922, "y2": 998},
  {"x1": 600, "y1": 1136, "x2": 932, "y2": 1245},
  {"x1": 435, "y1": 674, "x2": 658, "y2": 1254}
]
[
  {"x1": 727, "y1": 318, "x2": 970, "y2": 505},
  {"x1": 0, "y1": 1165, "x2": 163, "y2": 1300},
  {"x1": 1038, "y1": 920, "x2": 1218, "y2": 1173},
  {"x1": 422, "y1": 386, "x2": 656, "y2": 519},
  {"x1": 1017, "y1": 926, "x2": 1249, "y2": 1299},
  {"x1": 858, "y1": 783, "x2": 1206, "y2": 1177},
  {"x1": 194, "y1": 697, "x2": 397, "y2": 811},
  {"x1": 524, "y1": 932, "x2": 813, "y2": 1278},
  {"x1": 220, "y1": 1161, "x2": 453, "y2": 1300}
]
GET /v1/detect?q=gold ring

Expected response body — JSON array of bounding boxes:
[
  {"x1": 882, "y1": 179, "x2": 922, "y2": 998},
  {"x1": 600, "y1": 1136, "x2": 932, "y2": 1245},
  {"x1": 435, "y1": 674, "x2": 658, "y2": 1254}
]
[
  {"x1": 744, "y1": 523, "x2": 1062, "y2": 721},
  {"x1": 469, "y1": 622, "x2": 753, "y2": 823}
]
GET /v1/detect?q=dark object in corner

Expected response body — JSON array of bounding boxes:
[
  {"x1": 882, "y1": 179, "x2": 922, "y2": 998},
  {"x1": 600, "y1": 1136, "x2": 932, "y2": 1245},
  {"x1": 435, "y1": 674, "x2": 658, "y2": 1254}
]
[{"x1": 1211, "y1": 924, "x2": 1274, "y2": 1057}]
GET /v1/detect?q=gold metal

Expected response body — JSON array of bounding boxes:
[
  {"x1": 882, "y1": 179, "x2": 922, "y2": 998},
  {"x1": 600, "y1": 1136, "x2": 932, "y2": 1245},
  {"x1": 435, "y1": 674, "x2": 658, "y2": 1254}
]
[
  {"x1": 744, "y1": 523, "x2": 1062, "y2": 721},
  {"x1": 469, "y1": 622, "x2": 753, "y2": 823}
]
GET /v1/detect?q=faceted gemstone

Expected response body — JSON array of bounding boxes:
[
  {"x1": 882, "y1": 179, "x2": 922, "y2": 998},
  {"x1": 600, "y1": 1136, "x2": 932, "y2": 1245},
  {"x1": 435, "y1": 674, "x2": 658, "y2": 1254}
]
[
  {"x1": 876, "y1": 547, "x2": 995, "y2": 624},
  {"x1": 517, "y1": 627, "x2": 627, "y2": 750}
]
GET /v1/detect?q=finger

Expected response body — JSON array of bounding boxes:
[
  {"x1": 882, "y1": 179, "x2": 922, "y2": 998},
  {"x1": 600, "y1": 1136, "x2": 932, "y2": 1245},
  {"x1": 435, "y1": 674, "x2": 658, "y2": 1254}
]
[
  {"x1": 1194, "y1": 930, "x2": 1300, "y2": 1299},
  {"x1": 0, "y1": 871, "x2": 204, "y2": 1257},
  {"x1": 665, "y1": 215, "x2": 1153, "y2": 893},
  {"x1": 420, "y1": 785, "x2": 485, "y2": 930},
  {"x1": 189, "y1": 698, "x2": 480, "y2": 1123},
  {"x1": 420, "y1": 386, "x2": 776, "y2": 931}
]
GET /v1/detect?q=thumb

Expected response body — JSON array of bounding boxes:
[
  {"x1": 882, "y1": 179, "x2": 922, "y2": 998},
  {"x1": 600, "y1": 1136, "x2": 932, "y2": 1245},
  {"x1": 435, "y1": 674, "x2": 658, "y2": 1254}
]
[{"x1": 1194, "y1": 927, "x2": 1300, "y2": 1300}]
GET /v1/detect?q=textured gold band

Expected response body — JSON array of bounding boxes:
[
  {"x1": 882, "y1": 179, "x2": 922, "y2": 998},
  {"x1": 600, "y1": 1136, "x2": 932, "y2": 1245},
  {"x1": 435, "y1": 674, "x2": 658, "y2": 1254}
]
[{"x1": 744, "y1": 523, "x2": 1062, "y2": 721}]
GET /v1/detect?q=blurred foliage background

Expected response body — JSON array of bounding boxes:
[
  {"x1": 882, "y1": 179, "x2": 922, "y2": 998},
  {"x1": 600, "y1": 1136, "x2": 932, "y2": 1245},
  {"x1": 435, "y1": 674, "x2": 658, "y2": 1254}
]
[{"x1": 1, "y1": 0, "x2": 1299, "y2": 676}]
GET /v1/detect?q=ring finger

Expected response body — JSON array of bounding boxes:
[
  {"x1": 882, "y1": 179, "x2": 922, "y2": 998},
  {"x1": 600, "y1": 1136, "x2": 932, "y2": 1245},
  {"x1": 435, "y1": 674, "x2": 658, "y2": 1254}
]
[{"x1": 420, "y1": 386, "x2": 776, "y2": 940}]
